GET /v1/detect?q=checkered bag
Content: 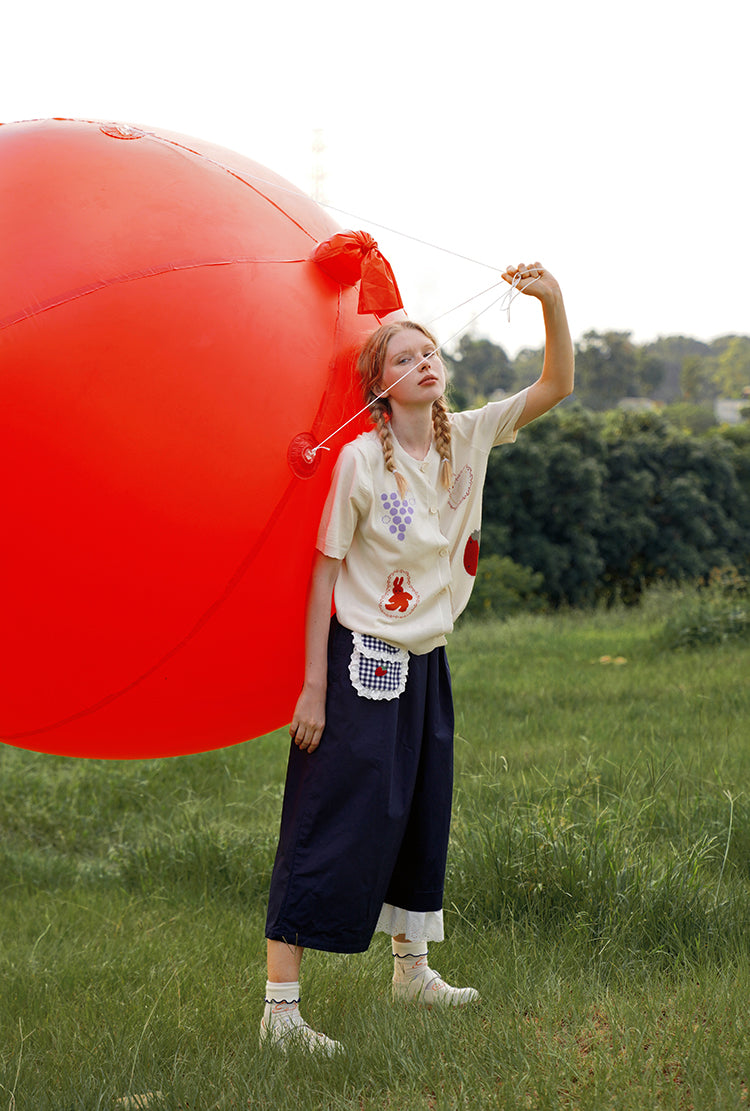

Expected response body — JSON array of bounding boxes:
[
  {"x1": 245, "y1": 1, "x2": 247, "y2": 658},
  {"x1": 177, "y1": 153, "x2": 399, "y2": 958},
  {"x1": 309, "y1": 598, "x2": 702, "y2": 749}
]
[{"x1": 348, "y1": 632, "x2": 409, "y2": 701}]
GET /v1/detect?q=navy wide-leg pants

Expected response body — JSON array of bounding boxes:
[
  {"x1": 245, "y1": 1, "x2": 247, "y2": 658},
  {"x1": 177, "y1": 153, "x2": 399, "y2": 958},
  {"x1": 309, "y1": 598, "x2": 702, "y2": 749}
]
[{"x1": 265, "y1": 616, "x2": 454, "y2": 953}]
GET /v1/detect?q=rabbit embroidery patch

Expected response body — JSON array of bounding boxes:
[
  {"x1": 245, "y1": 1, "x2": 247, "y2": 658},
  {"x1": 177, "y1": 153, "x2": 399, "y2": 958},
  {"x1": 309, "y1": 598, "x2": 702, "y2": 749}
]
[{"x1": 379, "y1": 570, "x2": 420, "y2": 618}]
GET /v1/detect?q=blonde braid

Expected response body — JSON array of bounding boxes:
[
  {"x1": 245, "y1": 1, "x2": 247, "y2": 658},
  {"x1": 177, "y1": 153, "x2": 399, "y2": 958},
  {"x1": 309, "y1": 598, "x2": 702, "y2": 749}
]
[
  {"x1": 358, "y1": 320, "x2": 448, "y2": 500},
  {"x1": 371, "y1": 398, "x2": 408, "y2": 497},
  {"x1": 432, "y1": 397, "x2": 454, "y2": 491}
]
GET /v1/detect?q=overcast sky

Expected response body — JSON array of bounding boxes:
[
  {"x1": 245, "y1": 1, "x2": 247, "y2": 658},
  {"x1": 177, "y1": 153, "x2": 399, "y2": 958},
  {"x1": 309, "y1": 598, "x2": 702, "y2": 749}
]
[{"x1": 4, "y1": 0, "x2": 747, "y2": 355}]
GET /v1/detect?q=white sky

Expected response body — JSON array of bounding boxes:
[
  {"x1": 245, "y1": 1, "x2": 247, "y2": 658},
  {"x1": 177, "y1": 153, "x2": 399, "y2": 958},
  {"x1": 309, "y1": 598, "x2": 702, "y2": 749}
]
[{"x1": 3, "y1": 0, "x2": 747, "y2": 355}]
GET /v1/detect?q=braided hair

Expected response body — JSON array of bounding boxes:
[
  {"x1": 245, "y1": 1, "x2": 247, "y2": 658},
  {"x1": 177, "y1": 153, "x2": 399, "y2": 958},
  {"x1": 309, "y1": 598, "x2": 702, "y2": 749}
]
[{"x1": 357, "y1": 321, "x2": 453, "y2": 498}]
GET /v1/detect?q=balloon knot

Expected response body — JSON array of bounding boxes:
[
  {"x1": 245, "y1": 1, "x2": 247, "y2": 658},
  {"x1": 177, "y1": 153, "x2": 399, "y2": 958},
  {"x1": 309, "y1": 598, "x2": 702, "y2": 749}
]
[{"x1": 311, "y1": 230, "x2": 404, "y2": 316}]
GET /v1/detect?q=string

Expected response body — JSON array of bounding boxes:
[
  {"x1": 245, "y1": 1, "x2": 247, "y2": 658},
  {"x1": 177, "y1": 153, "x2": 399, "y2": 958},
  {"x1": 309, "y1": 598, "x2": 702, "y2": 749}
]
[
  {"x1": 151, "y1": 131, "x2": 540, "y2": 455},
  {"x1": 428, "y1": 272, "x2": 539, "y2": 329},
  {"x1": 319, "y1": 203, "x2": 504, "y2": 273},
  {"x1": 306, "y1": 273, "x2": 540, "y2": 459},
  {"x1": 424, "y1": 278, "x2": 511, "y2": 327},
  {"x1": 152, "y1": 132, "x2": 505, "y2": 275}
]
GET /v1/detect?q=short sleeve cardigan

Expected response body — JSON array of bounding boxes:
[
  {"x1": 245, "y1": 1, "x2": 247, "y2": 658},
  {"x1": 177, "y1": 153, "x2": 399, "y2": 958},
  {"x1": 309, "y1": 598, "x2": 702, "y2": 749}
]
[{"x1": 316, "y1": 388, "x2": 529, "y2": 655}]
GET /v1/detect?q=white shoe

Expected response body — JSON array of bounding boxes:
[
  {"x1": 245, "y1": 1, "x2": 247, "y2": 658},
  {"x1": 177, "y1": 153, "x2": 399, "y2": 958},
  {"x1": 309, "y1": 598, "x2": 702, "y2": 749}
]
[
  {"x1": 259, "y1": 1013, "x2": 343, "y2": 1055},
  {"x1": 392, "y1": 969, "x2": 479, "y2": 1007}
]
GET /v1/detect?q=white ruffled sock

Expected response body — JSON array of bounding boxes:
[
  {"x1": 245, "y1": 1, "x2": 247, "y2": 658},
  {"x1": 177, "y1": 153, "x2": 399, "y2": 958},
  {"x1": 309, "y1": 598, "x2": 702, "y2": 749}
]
[
  {"x1": 392, "y1": 939, "x2": 429, "y2": 982},
  {"x1": 391, "y1": 940, "x2": 479, "y2": 1006},
  {"x1": 260, "y1": 981, "x2": 342, "y2": 1054},
  {"x1": 262, "y1": 980, "x2": 303, "y2": 1026}
]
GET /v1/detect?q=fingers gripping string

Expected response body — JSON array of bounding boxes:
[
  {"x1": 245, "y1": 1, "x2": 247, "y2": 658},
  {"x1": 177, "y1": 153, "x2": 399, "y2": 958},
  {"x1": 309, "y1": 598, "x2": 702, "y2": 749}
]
[
  {"x1": 429, "y1": 270, "x2": 540, "y2": 333},
  {"x1": 498, "y1": 270, "x2": 541, "y2": 322},
  {"x1": 298, "y1": 271, "x2": 541, "y2": 467}
]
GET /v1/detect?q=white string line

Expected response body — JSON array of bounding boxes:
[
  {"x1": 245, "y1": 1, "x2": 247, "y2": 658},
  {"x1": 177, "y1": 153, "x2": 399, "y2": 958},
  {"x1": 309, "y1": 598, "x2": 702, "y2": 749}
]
[
  {"x1": 306, "y1": 273, "x2": 540, "y2": 460},
  {"x1": 153, "y1": 132, "x2": 505, "y2": 275},
  {"x1": 425, "y1": 278, "x2": 516, "y2": 328},
  {"x1": 319, "y1": 203, "x2": 504, "y2": 273},
  {"x1": 151, "y1": 130, "x2": 540, "y2": 450},
  {"x1": 155, "y1": 131, "x2": 532, "y2": 353}
]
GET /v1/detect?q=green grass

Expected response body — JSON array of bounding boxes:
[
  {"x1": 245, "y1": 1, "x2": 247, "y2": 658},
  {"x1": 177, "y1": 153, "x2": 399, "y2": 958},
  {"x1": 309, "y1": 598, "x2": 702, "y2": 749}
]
[{"x1": 2, "y1": 591, "x2": 750, "y2": 1109}]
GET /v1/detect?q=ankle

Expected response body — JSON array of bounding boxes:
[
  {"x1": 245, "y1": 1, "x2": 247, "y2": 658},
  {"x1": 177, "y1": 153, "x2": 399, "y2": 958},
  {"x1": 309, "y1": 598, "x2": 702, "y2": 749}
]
[
  {"x1": 265, "y1": 979, "x2": 300, "y2": 1003},
  {"x1": 392, "y1": 940, "x2": 429, "y2": 982},
  {"x1": 264, "y1": 980, "x2": 302, "y2": 1025}
]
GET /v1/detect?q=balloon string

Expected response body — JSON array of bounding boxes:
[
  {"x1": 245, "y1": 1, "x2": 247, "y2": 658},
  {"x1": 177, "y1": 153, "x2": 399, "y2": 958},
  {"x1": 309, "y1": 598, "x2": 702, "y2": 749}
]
[
  {"x1": 151, "y1": 132, "x2": 536, "y2": 342},
  {"x1": 424, "y1": 279, "x2": 512, "y2": 327},
  {"x1": 319, "y1": 203, "x2": 504, "y2": 273},
  {"x1": 150, "y1": 130, "x2": 539, "y2": 457},
  {"x1": 152, "y1": 133, "x2": 504, "y2": 274},
  {"x1": 307, "y1": 273, "x2": 539, "y2": 460}
]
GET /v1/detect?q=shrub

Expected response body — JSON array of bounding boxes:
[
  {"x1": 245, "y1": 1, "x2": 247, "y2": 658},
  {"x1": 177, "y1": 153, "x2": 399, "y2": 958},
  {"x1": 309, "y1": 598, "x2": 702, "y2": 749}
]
[
  {"x1": 656, "y1": 566, "x2": 750, "y2": 648},
  {"x1": 462, "y1": 554, "x2": 545, "y2": 620}
]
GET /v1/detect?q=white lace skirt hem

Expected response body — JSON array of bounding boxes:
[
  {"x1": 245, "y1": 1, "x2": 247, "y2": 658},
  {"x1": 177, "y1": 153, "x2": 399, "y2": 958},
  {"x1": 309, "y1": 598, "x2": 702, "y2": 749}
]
[{"x1": 374, "y1": 903, "x2": 444, "y2": 942}]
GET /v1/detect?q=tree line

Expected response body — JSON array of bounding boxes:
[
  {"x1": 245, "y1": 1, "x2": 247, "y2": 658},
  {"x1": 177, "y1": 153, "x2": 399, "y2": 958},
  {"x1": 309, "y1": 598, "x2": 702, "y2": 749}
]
[
  {"x1": 445, "y1": 331, "x2": 750, "y2": 418},
  {"x1": 443, "y1": 332, "x2": 750, "y2": 612}
]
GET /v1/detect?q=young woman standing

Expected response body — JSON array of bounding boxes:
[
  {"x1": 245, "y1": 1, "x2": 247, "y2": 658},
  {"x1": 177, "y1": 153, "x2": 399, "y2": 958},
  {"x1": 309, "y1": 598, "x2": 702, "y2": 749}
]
[{"x1": 262, "y1": 263, "x2": 574, "y2": 1053}]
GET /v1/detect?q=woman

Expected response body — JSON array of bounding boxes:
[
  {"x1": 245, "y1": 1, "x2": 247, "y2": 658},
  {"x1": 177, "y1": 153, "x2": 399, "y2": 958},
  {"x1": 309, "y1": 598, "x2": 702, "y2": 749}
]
[{"x1": 262, "y1": 263, "x2": 574, "y2": 1053}]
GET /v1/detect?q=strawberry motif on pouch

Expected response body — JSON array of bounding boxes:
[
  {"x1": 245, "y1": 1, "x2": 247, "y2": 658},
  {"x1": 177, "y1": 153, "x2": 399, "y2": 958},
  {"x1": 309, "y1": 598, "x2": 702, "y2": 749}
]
[
  {"x1": 379, "y1": 570, "x2": 420, "y2": 618},
  {"x1": 463, "y1": 530, "x2": 480, "y2": 576},
  {"x1": 349, "y1": 633, "x2": 410, "y2": 700}
]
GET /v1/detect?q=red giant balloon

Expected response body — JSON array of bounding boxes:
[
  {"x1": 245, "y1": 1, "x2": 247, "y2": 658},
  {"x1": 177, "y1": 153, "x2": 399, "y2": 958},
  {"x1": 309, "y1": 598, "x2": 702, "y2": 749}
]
[{"x1": 0, "y1": 118, "x2": 390, "y2": 758}]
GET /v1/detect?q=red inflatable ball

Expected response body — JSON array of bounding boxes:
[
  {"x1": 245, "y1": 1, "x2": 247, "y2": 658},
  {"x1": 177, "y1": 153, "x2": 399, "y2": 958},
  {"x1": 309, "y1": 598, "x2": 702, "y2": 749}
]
[{"x1": 0, "y1": 118, "x2": 402, "y2": 759}]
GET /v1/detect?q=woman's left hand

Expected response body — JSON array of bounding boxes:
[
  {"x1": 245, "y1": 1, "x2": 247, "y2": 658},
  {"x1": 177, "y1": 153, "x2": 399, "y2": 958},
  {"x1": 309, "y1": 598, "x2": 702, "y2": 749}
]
[{"x1": 502, "y1": 262, "x2": 561, "y2": 304}]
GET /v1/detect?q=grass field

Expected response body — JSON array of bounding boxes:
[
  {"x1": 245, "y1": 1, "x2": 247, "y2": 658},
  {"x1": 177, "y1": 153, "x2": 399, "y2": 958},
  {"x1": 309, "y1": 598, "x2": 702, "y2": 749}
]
[{"x1": 2, "y1": 589, "x2": 749, "y2": 1110}]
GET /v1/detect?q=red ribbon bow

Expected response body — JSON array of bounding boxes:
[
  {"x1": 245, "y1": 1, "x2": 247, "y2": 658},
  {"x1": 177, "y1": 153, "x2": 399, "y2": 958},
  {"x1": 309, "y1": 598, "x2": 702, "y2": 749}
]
[{"x1": 311, "y1": 230, "x2": 404, "y2": 316}]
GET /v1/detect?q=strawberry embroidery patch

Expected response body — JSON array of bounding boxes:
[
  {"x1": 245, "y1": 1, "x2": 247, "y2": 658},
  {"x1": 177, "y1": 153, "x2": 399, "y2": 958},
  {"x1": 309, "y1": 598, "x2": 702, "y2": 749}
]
[
  {"x1": 463, "y1": 530, "x2": 480, "y2": 576},
  {"x1": 379, "y1": 570, "x2": 420, "y2": 618}
]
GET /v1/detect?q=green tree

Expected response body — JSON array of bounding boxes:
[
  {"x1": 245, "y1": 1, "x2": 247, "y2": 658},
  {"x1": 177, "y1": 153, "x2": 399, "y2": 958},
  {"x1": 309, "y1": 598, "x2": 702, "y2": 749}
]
[
  {"x1": 510, "y1": 345, "x2": 544, "y2": 394},
  {"x1": 661, "y1": 401, "x2": 717, "y2": 435},
  {"x1": 478, "y1": 405, "x2": 750, "y2": 608},
  {"x1": 483, "y1": 405, "x2": 607, "y2": 606},
  {"x1": 462, "y1": 554, "x2": 544, "y2": 620},
  {"x1": 680, "y1": 354, "x2": 718, "y2": 402},
  {"x1": 444, "y1": 334, "x2": 513, "y2": 406},
  {"x1": 714, "y1": 336, "x2": 750, "y2": 398},
  {"x1": 596, "y1": 411, "x2": 750, "y2": 601},
  {"x1": 715, "y1": 423, "x2": 750, "y2": 566},
  {"x1": 646, "y1": 335, "x2": 713, "y2": 402},
  {"x1": 574, "y1": 331, "x2": 665, "y2": 411}
]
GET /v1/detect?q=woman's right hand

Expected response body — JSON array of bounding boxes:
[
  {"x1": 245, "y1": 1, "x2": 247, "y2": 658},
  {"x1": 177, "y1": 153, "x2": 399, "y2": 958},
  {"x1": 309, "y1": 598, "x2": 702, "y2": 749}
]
[
  {"x1": 289, "y1": 683, "x2": 326, "y2": 753},
  {"x1": 289, "y1": 552, "x2": 341, "y2": 755}
]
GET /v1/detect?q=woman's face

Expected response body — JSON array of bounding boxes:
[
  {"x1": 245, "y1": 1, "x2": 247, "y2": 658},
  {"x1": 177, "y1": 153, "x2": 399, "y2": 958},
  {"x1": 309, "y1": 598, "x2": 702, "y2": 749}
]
[{"x1": 380, "y1": 329, "x2": 446, "y2": 408}]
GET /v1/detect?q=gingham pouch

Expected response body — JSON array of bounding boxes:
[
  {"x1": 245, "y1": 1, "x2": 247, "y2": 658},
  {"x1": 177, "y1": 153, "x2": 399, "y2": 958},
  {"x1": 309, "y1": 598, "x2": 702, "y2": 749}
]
[{"x1": 348, "y1": 632, "x2": 409, "y2": 701}]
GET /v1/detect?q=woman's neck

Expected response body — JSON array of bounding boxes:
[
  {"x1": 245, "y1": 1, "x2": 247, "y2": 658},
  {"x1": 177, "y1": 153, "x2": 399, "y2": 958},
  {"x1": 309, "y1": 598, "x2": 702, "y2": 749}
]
[{"x1": 389, "y1": 406, "x2": 434, "y2": 461}]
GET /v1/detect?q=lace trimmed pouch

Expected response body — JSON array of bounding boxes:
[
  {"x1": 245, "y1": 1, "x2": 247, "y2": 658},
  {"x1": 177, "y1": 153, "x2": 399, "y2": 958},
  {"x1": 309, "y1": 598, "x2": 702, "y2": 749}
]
[{"x1": 348, "y1": 633, "x2": 409, "y2": 701}]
